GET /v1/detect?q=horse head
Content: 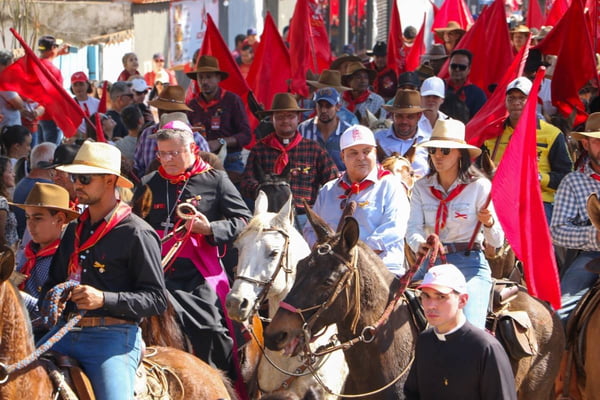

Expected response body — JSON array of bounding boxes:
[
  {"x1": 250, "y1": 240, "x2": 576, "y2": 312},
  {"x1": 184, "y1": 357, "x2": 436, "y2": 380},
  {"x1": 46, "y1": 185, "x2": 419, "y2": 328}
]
[
  {"x1": 382, "y1": 153, "x2": 416, "y2": 193},
  {"x1": 264, "y1": 207, "x2": 366, "y2": 356},
  {"x1": 254, "y1": 162, "x2": 293, "y2": 213},
  {"x1": 227, "y1": 191, "x2": 310, "y2": 322},
  {"x1": 0, "y1": 244, "x2": 15, "y2": 284}
]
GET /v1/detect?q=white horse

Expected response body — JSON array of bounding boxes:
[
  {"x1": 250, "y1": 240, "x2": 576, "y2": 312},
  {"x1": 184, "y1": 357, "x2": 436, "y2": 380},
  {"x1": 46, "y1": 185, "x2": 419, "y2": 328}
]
[{"x1": 226, "y1": 192, "x2": 348, "y2": 398}]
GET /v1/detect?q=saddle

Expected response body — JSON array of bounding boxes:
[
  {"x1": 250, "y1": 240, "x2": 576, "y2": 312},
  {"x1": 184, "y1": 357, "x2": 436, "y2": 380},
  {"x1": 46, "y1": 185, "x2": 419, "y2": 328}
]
[
  {"x1": 42, "y1": 347, "x2": 176, "y2": 400},
  {"x1": 486, "y1": 279, "x2": 538, "y2": 360}
]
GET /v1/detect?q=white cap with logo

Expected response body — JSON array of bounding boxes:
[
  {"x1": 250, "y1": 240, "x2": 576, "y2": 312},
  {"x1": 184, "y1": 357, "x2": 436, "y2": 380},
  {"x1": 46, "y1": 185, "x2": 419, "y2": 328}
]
[
  {"x1": 418, "y1": 264, "x2": 467, "y2": 294},
  {"x1": 340, "y1": 125, "x2": 377, "y2": 150},
  {"x1": 420, "y1": 76, "x2": 446, "y2": 99},
  {"x1": 506, "y1": 77, "x2": 532, "y2": 96}
]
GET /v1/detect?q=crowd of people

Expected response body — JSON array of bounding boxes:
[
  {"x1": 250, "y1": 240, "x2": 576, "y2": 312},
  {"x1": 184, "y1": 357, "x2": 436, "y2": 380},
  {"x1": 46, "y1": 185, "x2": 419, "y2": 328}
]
[{"x1": 0, "y1": 6, "x2": 598, "y2": 397}]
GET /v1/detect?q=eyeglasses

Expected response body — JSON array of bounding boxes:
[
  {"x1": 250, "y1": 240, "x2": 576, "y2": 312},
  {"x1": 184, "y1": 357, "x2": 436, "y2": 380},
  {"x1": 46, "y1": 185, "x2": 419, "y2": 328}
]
[
  {"x1": 135, "y1": 90, "x2": 148, "y2": 95},
  {"x1": 427, "y1": 147, "x2": 452, "y2": 155},
  {"x1": 69, "y1": 174, "x2": 105, "y2": 185},
  {"x1": 450, "y1": 63, "x2": 468, "y2": 71},
  {"x1": 156, "y1": 149, "x2": 188, "y2": 159}
]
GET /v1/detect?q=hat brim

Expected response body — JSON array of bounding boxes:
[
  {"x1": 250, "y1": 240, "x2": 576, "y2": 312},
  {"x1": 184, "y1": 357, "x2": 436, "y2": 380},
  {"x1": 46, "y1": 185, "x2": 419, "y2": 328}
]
[
  {"x1": 261, "y1": 107, "x2": 313, "y2": 114},
  {"x1": 306, "y1": 80, "x2": 352, "y2": 92},
  {"x1": 571, "y1": 131, "x2": 600, "y2": 141},
  {"x1": 420, "y1": 90, "x2": 445, "y2": 98},
  {"x1": 344, "y1": 68, "x2": 377, "y2": 83},
  {"x1": 382, "y1": 105, "x2": 427, "y2": 114},
  {"x1": 417, "y1": 139, "x2": 482, "y2": 158},
  {"x1": 148, "y1": 99, "x2": 193, "y2": 112},
  {"x1": 185, "y1": 69, "x2": 229, "y2": 80},
  {"x1": 330, "y1": 55, "x2": 363, "y2": 71},
  {"x1": 56, "y1": 164, "x2": 134, "y2": 189},
  {"x1": 434, "y1": 28, "x2": 466, "y2": 40},
  {"x1": 9, "y1": 202, "x2": 79, "y2": 221},
  {"x1": 423, "y1": 54, "x2": 449, "y2": 61},
  {"x1": 417, "y1": 283, "x2": 455, "y2": 294}
]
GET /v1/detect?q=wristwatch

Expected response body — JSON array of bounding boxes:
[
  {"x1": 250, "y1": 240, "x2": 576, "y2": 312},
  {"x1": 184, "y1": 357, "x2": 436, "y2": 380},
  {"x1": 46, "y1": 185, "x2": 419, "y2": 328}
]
[{"x1": 217, "y1": 137, "x2": 226, "y2": 147}]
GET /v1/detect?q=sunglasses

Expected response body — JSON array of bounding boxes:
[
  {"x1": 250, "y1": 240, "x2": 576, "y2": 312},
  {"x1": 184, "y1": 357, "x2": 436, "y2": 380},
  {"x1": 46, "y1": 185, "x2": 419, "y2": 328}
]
[
  {"x1": 450, "y1": 63, "x2": 468, "y2": 71},
  {"x1": 427, "y1": 147, "x2": 452, "y2": 155},
  {"x1": 69, "y1": 174, "x2": 105, "y2": 185},
  {"x1": 120, "y1": 93, "x2": 134, "y2": 99},
  {"x1": 135, "y1": 90, "x2": 148, "y2": 95}
]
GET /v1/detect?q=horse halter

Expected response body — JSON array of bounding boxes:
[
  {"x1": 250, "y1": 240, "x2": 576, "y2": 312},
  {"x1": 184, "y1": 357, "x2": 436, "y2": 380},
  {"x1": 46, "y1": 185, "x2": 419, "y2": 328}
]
[
  {"x1": 280, "y1": 242, "x2": 362, "y2": 339},
  {"x1": 235, "y1": 227, "x2": 292, "y2": 314}
]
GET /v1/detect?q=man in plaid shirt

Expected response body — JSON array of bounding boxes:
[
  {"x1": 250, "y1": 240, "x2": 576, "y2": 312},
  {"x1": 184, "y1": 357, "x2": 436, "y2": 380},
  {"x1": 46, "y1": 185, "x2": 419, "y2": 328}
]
[
  {"x1": 551, "y1": 113, "x2": 600, "y2": 324},
  {"x1": 240, "y1": 93, "x2": 339, "y2": 229}
]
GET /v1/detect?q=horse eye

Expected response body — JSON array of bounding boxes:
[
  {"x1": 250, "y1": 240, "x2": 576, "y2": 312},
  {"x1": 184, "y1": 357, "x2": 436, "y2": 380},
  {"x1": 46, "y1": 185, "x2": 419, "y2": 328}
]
[
  {"x1": 323, "y1": 278, "x2": 335, "y2": 287},
  {"x1": 269, "y1": 250, "x2": 279, "y2": 258}
]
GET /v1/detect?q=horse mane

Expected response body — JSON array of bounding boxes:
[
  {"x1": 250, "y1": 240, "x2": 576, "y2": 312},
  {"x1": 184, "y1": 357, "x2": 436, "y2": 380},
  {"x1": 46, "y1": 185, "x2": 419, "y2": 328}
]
[{"x1": 0, "y1": 279, "x2": 36, "y2": 362}]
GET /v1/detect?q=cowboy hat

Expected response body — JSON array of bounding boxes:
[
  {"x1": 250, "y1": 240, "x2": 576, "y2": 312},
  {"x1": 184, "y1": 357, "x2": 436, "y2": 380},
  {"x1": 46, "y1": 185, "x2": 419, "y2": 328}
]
[
  {"x1": 417, "y1": 119, "x2": 482, "y2": 158},
  {"x1": 510, "y1": 25, "x2": 531, "y2": 35},
  {"x1": 366, "y1": 41, "x2": 387, "y2": 57},
  {"x1": 185, "y1": 55, "x2": 229, "y2": 80},
  {"x1": 342, "y1": 61, "x2": 376, "y2": 83},
  {"x1": 421, "y1": 44, "x2": 449, "y2": 63},
  {"x1": 571, "y1": 113, "x2": 600, "y2": 140},
  {"x1": 10, "y1": 182, "x2": 79, "y2": 221},
  {"x1": 434, "y1": 21, "x2": 466, "y2": 39},
  {"x1": 306, "y1": 70, "x2": 352, "y2": 91},
  {"x1": 330, "y1": 54, "x2": 363, "y2": 71},
  {"x1": 56, "y1": 141, "x2": 134, "y2": 188},
  {"x1": 262, "y1": 93, "x2": 312, "y2": 114},
  {"x1": 148, "y1": 85, "x2": 192, "y2": 112},
  {"x1": 382, "y1": 89, "x2": 427, "y2": 114}
]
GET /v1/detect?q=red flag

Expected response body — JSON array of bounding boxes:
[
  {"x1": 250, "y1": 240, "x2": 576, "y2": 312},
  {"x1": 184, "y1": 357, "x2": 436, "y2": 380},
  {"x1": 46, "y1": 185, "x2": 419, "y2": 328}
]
[
  {"x1": 527, "y1": 0, "x2": 545, "y2": 29},
  {"x1": 98, "y1": 80, "x2": 108, "y2": 114},
  {"x1": 200, "y1": 14, "x2": 258, "y2": 136},
  {"x1": 288, "y1": 0, "x2": 333, "y2": 96},
  {"x1": 386, "y1": 0, "x2": 404, "y2": 75},
  {"x1": 545, "y1": 0, "x2": 570, "y2": 26},
  {"x1": 94, "y1": 112, "x2": 107, "y2": 143},
  {"x1": 0, "y1": 29, "x2": 85, "y2": 138},
  {"x1": 491, "y1": 67, "x2": 561, "y2": 310},
  {"x1": 430, "y1": 0, "x2": 439, "y2": 17},
  {"x1": 405, "y1": 15, "x2": 427, "y2": 72},
  {"x1": 536, "y1": 0, "x2": 595, "y2": 126},
  {"x1": 247, "y1": 12, "x2": 292, "y2": 110},
  {"x1": 439, "y1": 0, "x2": 513, "y2": 97},
  {"x1": 431, "y1": 0, "x2": 474, "y2": 31}
]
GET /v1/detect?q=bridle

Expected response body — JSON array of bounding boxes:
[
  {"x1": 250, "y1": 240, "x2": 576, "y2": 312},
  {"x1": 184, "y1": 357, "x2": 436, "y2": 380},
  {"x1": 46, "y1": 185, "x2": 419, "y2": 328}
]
[{"x1": 235, "y1": 227, "x2": 293, "y2": 316}]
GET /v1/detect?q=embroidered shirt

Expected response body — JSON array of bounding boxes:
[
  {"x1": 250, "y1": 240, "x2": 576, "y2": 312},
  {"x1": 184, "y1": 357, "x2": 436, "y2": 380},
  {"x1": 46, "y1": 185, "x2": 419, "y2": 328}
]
[
  {"x1": 407, "y1": 175, "x2": 504, "y2": 253},
  {"x1": 298, "y1": 117, "x2": 352, "y2": 171},
  {"x1": 550, "y1": 162, "x2": 600, "y2": 251},
  {"x1": 303, "y1": 168, "x2": 410, "y2": 275}
]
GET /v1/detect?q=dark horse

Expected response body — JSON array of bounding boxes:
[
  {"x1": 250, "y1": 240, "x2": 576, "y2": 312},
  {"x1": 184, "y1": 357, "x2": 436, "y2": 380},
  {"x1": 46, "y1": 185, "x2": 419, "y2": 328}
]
[
  {"x1": 253, "y1": 162, "x2": 293, "y2": 213},
  {"x1": 264, "y1": 210, "x2": 418, "y2": 399},
  {"x1": 0, "y1": 246, "x2": 236, "y2": 400}
]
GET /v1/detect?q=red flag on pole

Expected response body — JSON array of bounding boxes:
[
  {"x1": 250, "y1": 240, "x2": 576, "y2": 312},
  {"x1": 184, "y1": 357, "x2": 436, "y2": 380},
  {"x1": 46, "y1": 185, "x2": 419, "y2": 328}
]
[
  {"x1": 386, "y1": 0, "x2": 404, "y2": 75},
  {"x1": 545, "y1": 0, "x2": 570, "y2": 26},
  {"x1": 527, "y1": 0, "x2": 545, "y2": 29},
  {"x1": 0, "y1": 28, "x2": 85, "y2": 138},
  {"x1": 431, "y1": 0, "x2": 474, "y2": 31},
  {"x1": 465, "y1": 35, "x2": 530, "y2": 147},
  {"x1": 288, "y1": 0, "x2": 333, "y2": 96},
  {"x1": 94, "y1": 112, "x2": 107, "y2": 143},
  {"x1": 199, "y1": 14, "x2": 258, "y2": 133},
  {"x1": 247, "y1": 12, "x2": 292, "y2": 110},
  {"x1": 98, "y1": 80, "x2": 109, "y2": 114},
  {"x1": 536, "y1": 0, "x2": 595, "y2": 126},
  {"x1": 491, "y1": 67, "x2": 561, "y2": 310},
  {"x1": 405, "y1": 14, "x2": 427, "y2": 72}
]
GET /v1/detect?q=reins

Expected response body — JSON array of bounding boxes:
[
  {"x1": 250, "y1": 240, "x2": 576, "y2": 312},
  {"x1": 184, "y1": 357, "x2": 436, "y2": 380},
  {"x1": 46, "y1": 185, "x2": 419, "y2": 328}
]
[{"x1": 161, "y1": 201, "x2": 200, "y2": 271}]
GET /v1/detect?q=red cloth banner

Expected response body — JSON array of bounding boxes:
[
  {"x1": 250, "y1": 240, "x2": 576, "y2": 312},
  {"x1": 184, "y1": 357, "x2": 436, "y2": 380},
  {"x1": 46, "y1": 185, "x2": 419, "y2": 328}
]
[
  {"x1": 527, "y1": 0, "x2": 545, "y2": 29},
  {"x1": 405, "y1": 14, "x2": 427, "y2": 72},
  {"x1": 386, "y1": 0, "x2": 404, "y2": 75},
  {"x1": 431, "y1": 0, "x2": 474, "y2": 31}
]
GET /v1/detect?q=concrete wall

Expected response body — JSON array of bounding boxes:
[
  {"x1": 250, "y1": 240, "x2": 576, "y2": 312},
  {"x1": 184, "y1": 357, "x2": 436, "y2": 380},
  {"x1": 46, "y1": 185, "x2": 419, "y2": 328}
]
[{"x1": 132, "y1": 2, "x2": 170, "y2": 76}]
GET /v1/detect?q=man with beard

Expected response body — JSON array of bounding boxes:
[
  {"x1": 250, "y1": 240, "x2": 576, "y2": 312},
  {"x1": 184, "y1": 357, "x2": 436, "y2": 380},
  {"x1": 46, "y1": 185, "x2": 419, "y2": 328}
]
[
  {"x1": 341, "y1": 61, "x2": 385, "y2": 121},
  {"x1": 298, "y1": 87, "x2": 351, "y2": 171},
  {"x1": 186, "y1": 56, "x2": 251, "y2": 180},
  {"x1": 375, "y1": 89, "x2": 430, "y2": 177}
]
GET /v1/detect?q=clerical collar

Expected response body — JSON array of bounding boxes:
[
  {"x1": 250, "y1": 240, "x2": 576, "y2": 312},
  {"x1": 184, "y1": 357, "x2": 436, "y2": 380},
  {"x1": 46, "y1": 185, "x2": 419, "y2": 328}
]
[{"x1": 434, "y1": 314, "x2": 466, "y2": 341}]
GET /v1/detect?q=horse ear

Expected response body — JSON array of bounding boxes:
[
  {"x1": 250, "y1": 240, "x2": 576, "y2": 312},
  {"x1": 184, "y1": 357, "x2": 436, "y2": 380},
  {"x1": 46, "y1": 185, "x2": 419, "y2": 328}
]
[
  {"x1": 404, "y1": 147, "x2": 417, "y2": 164},
  {"x1": 303, "y1": 199, "x2": 334, "y2": 241},
  {"x1": 0, "y1": 245, "x2": 15, "y2": 283},
  {"x1": 255, "y1": 190, "x2": 269, "y2": 216},
  {"x1": 339, "y1": 217, "x2": 360, "y2": 252},
  {"x1": 275, "y1": 193, "x2": 294, "y2": 226},
  {"x1": 279, "y1": 162, "x2": 292, "y2": 182}
]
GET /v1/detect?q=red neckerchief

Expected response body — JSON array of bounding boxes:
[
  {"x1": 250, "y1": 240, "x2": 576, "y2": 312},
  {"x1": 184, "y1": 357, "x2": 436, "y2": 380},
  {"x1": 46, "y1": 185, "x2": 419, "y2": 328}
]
[
  {"x1": 69, "y1": 198, "x2": 79, "y2": 211},
  {"x1": 158, "y1": 156, "x2": 212, "y2": 185},
  {"x1": 338, "y1": 166, "x2": 391, "y2": 199},
  {"x1": 261, "y1": 133, "x2": 303, "y2": 174},
  {"x1": 68, "y1": 202, "x2": 132, "y2": 279},
  {"x1": 445, "y1": 78, "x2": 474, "y2": 103},
  {"x1": 343, "y1": 90, "x2": 370, "y2": 112},
  {"x1": 429, "y1": 183, "x2": 468, "y2": 235},
  {"x1": 20, "y1": 239, "x2": 61, "y2": 290},
  {"x1": 195, "y1": 88, "x2": 227, "y2": 112}
]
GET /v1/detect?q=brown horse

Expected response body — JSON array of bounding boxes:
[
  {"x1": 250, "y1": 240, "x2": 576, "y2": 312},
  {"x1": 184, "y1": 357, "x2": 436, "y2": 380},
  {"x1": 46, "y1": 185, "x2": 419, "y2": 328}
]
[
  {"x1": 264, "y1": 211, "x2": 418, "y2": 399},
  {"x1": 0, "y1": 247, "x2": 236, "y2": 400}
]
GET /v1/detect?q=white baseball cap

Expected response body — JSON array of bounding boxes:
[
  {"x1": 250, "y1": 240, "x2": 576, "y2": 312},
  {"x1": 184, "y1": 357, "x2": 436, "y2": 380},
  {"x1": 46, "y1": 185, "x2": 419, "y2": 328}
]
[
  {"x1": 420, "y1": 76, "x2": 445, "y2": 98},
  {"x1": 131, "y1": 78, "x2": 150, "y2": 93},
  {"x1": 506, "y1": 77, "x2": 532, "y2": 96},
  {"x1": 418, "y1": 264, "x2": 467, "y2": 294},
  {"x1": 340, "y1": 125, "x2": 376, "y2": 150}
]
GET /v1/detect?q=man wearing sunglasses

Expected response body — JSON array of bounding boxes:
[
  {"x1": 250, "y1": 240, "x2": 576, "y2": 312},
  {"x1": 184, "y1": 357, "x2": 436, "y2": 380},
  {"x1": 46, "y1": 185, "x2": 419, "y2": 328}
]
[
  {"x1": 38, "y1": 141, "x2": 167, "y2": 400},
  {"x1": 107, "y1": 81, "x2": 135, "y2": 139},
  {"x1": 446, "y1": 49, "x2": 487, "y2": 120}
]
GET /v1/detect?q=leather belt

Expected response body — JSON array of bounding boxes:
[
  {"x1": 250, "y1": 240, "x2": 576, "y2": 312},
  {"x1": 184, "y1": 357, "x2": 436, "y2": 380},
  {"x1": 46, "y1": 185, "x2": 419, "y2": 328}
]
[
  {"x1": 73, "y1": 316, "x2": 136, "y2": 328},
  {"x1": 443, "y1": 242, "x2": 482, "y2": 254}
]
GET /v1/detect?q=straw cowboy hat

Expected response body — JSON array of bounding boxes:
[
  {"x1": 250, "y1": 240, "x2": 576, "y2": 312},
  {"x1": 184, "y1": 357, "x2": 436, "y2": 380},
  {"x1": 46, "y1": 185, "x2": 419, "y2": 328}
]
[
  {"x1": 185, "y1": 55, "x2": 229, "y2": 80},
  {"x1": 10, "y1": 182, "x2": 79, "y2": 221},
  {"x1": 434, "y1": 21, "x2": 466, "y2": 40},
  {"x1": 382, "y1": 89, "x2": 428, "y2": 114},
  {"x1": 510, "y1": 25, "x2": 531, "y2": 35},
  {"x1": 571, "y1": 113, "x2": 600, "y2": 141},
  {"x1": 330, "y1": 54, "x2": 363, "y2": 71},
  {"x1": 306, "y1": 70, "x2": 352, "y2": 91},
  {"x1": 148, "y1": 85, "x2": 192, "y2": 112},
  {"x1": 262, "y1": 93, "x2": 312, "y2": 114},
  {"x1": 56, "y1": 141, "x2": 134, "y2": 188},
  {"x1": 417, "y1": 119, "x2": 482, "y2": 158},
  {"x1": 342, "y1": 61, "x2": 376, "y2": 82}
]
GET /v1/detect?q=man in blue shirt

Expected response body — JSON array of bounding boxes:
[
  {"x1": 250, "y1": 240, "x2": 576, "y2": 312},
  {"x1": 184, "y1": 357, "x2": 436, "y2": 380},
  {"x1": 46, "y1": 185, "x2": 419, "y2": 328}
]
[{"x1": 298, "y1": 87, "x2": 351, "y2": 171}]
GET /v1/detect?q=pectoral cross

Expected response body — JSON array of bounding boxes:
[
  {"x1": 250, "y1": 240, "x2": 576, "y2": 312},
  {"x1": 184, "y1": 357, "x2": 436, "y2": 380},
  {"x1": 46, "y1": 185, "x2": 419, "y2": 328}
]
[{"x1": 161, "y1": 220, "x2": 175, "y2": 230}]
